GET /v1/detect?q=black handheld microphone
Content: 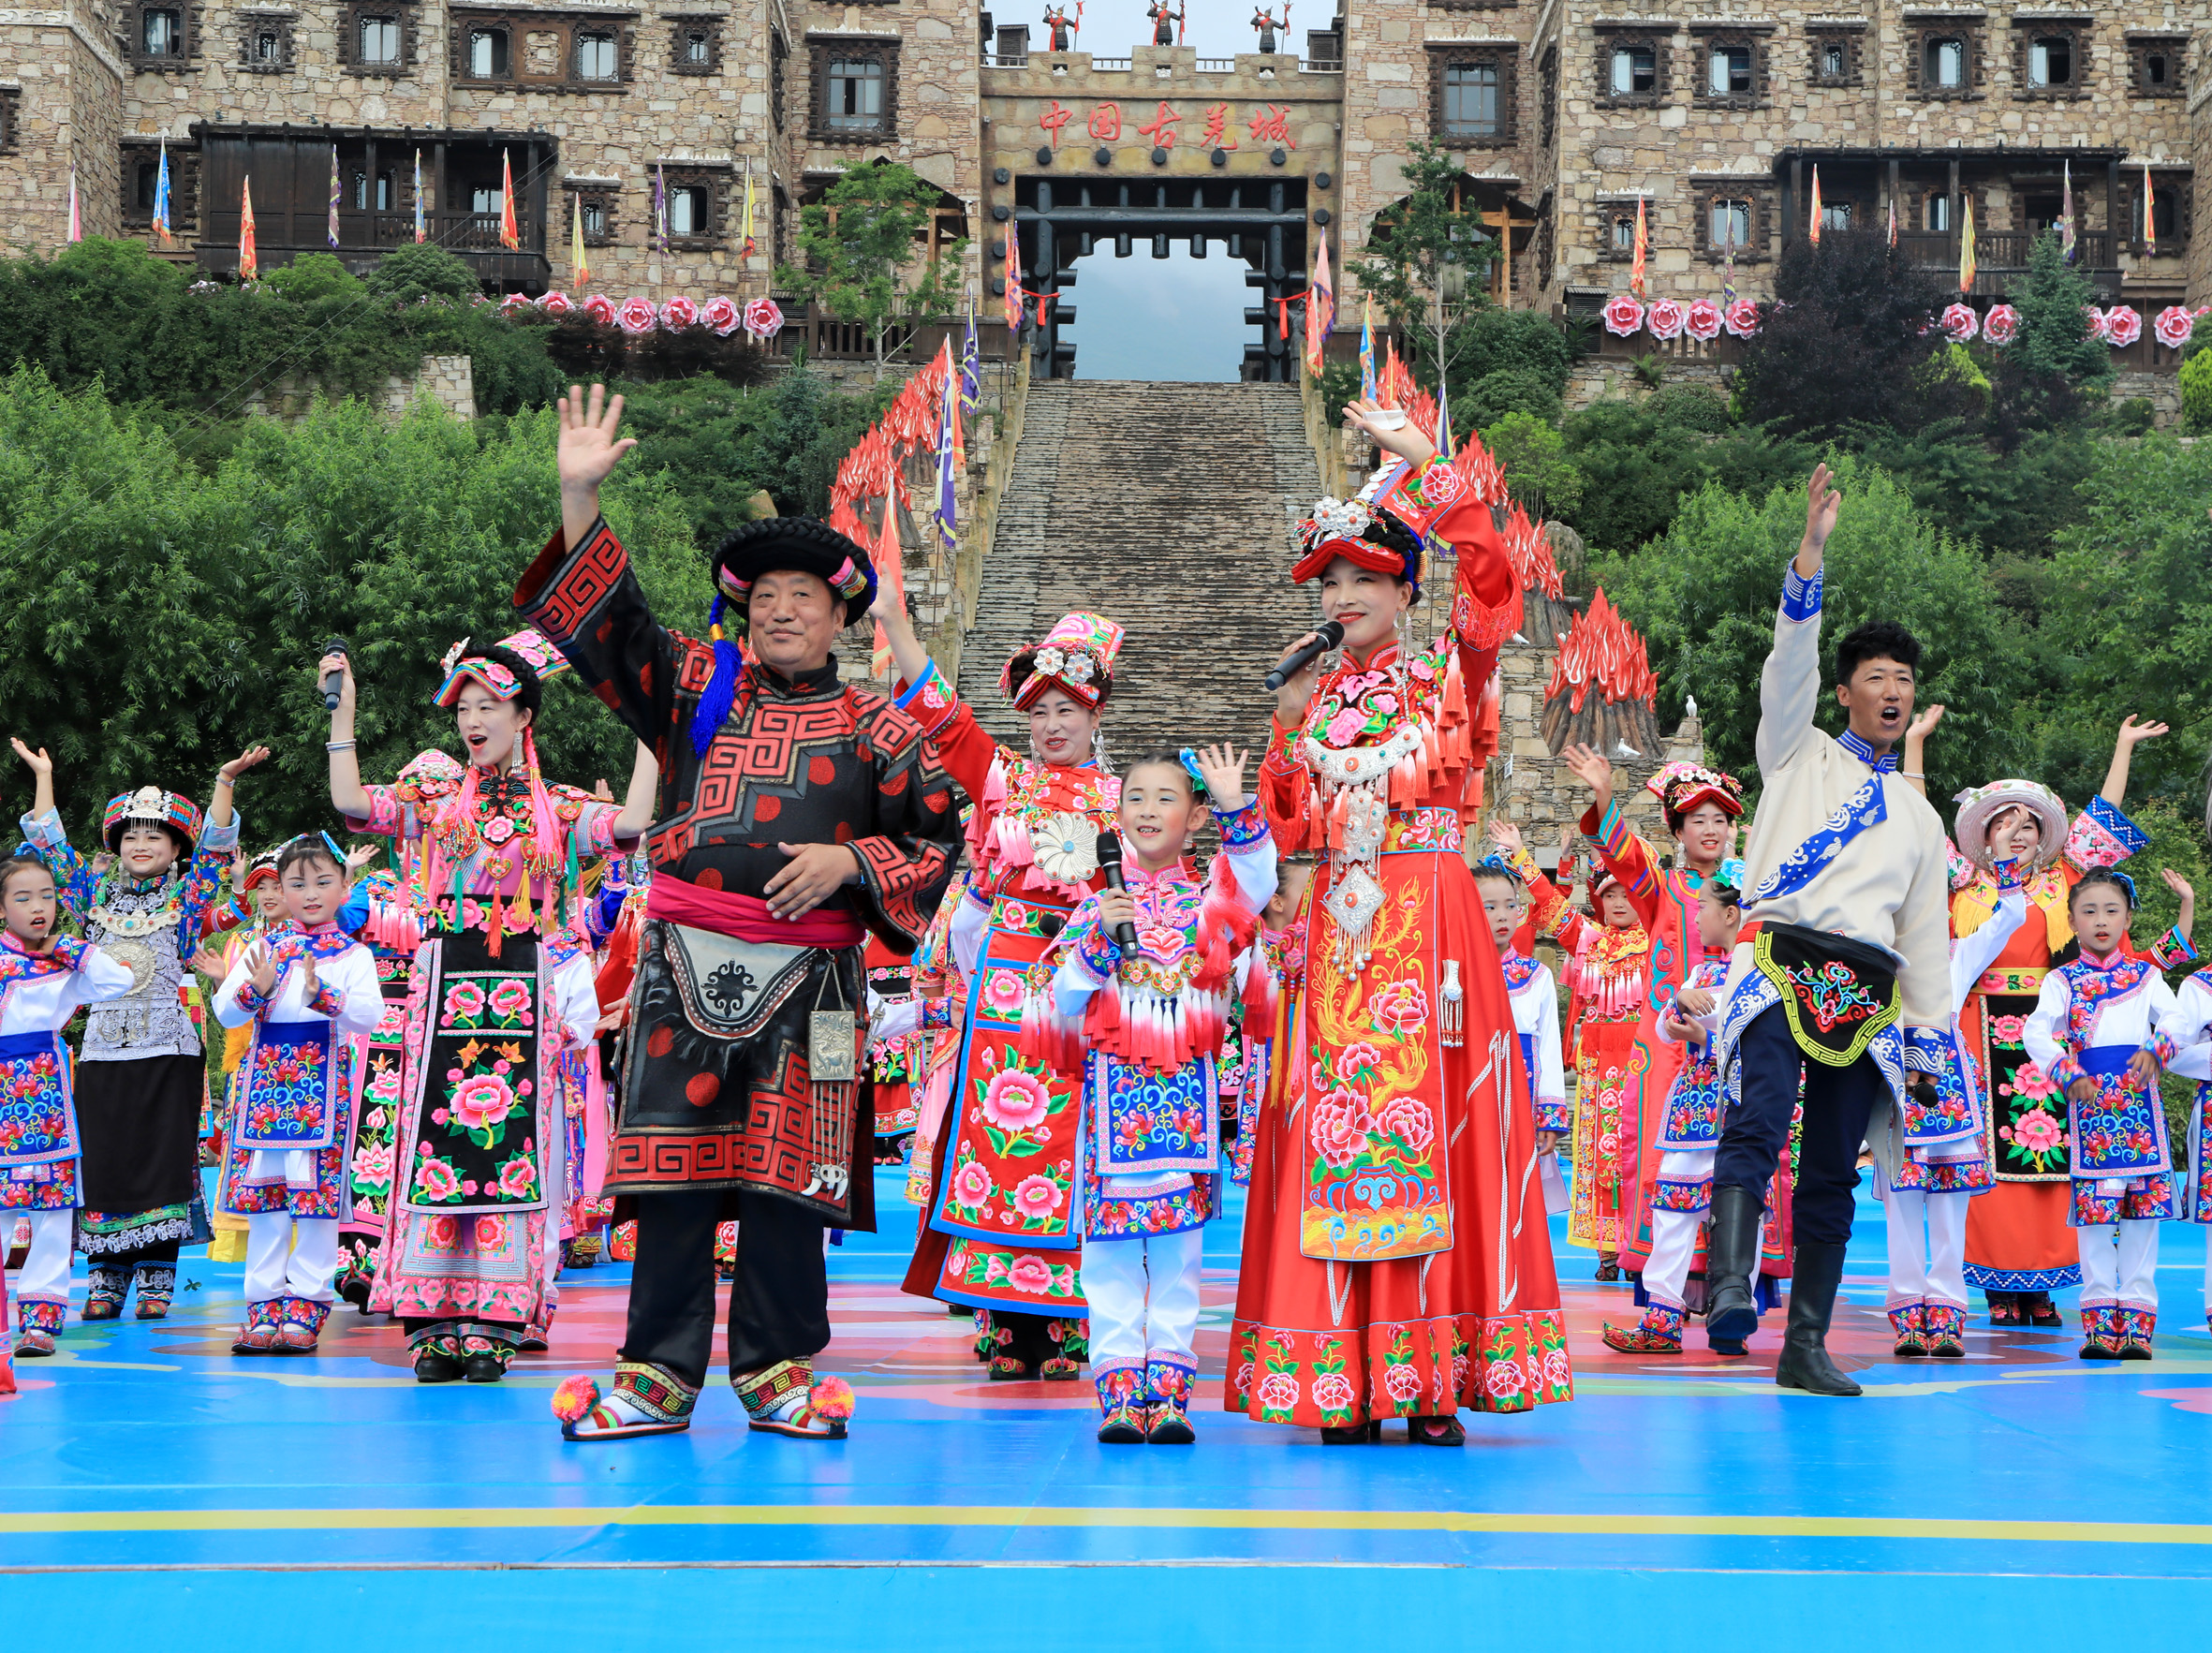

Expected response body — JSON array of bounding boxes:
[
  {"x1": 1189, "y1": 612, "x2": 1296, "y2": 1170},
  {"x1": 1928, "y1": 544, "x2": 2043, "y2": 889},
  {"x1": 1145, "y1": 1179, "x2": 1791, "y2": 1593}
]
[
  {"x1": 321, "y1": 638, "x2": 351, "y2": 713},
  {"x1": 1096, "y1": 830, "x2": 1141, "y2": 961},
  {"x1": 1263, "y1": 619, "x2": 1346, "y2": 692}
]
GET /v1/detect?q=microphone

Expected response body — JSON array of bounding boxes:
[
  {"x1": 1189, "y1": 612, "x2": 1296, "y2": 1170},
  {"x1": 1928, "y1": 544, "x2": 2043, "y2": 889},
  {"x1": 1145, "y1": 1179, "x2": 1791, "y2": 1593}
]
[
  {"x1": 1096, "y1": 830, "x2": 1141, "y2": 961},
  {"x1": 1264, "y1": 619, "x2": 1346, "y2": 692},
  {"x1": 321, "y1": 638, "x2": 351, "y2": 713}
]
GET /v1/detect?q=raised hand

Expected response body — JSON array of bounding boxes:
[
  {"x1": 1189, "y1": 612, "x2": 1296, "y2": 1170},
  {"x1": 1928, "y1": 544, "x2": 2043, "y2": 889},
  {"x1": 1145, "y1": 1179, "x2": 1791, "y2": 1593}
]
[
  {"x1": 317, "y1": 652, "x2": 357, "y2": 721},
  {"x1": 1341, "y1": 397, "x2": 1438, "y2": 468},
  {"x1": 557, "y1": 384, "x2": 638, "y2": 496},
  {"x1": 1803, "y1": 462, "x2": 1841, "y2": 553},
  {"x1": 2117, "y1": 715, "x2": 2170, "y2": 748},
  {"x1": 1905, "y1": 702, "x2": 1946, "y2": 744},
  {"x1": 245, "y1": 940, "x2": 279, "y2": 997},
  {"x1": 187, "y1": 945, "x2": 229, "y2": 981},
  {"x1": 218, "y1": 745, "x2": 273, "y2": 783},
  {"x1": 1486, "y1": 817, "x2": 1525, "y2": 855},
  {"x1": 9, "y1": 738, "x2": 51, "y2": 778},
  {"x1": 1190, "y1": 742, "x2": 1249, "y2": 810},
  {"x1": 1559, "y1": 742, "x2": 1613, "y2": 802}
]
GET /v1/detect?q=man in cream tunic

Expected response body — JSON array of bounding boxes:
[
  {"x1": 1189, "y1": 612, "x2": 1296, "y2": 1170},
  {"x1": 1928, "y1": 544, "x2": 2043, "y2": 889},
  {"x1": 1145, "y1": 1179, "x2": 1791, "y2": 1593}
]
[{"x1": 1703, "y1": 465, "x2": 1953, "y2": 1397}]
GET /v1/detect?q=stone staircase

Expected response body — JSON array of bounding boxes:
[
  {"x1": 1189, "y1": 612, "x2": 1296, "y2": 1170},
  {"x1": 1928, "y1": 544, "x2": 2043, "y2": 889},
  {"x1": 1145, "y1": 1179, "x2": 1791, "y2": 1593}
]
[{"x1": 956, "y1": 379, "x2": 1322, "y2": 762}]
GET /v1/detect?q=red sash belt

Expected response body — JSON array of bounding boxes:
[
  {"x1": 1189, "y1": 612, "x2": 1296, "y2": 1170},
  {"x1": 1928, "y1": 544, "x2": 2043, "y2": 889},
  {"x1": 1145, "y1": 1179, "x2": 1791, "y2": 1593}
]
[{"x1": 646, "y1": 876, "x2": 866, "y2": 948}]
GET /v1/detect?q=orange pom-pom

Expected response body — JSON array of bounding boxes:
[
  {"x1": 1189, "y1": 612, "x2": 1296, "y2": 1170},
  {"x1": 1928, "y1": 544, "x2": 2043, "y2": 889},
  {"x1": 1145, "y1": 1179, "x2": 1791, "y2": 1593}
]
[
  {"x1": 551, "y1": 1373, "x2": 600, "y2": 1424},
  {"x1": 808, "y1": 1374, "x2": 856, "y2": 1422}
]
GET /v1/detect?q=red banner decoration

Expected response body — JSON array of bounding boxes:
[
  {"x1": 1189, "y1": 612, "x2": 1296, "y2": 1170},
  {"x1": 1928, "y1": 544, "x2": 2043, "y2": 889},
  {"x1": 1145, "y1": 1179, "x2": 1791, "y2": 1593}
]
[{"x1": 1545, "y1": 588, "x2": 1657, "y2": 713}]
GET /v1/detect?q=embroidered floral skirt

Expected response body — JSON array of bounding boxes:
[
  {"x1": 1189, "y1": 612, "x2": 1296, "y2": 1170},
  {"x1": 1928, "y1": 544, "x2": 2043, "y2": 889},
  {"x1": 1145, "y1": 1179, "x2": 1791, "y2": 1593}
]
[
  {"x1": 338, "y1": 953, "x2": 411, "y2": 1272},
  {"x1": 1961, "y1": 992, "x2": 2081, "y2": 1292},
  {"x1": 1226, "y1": 849, "x2": 1572, "y2": 1427},
  {"x1": 1567, "y1": 1018, "x2": 1641, "y2": 1252}
]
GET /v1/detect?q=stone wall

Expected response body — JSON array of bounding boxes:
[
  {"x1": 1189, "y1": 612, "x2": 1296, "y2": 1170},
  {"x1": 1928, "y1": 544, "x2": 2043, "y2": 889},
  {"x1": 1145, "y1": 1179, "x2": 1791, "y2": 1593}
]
[
  {"x1": 0, "y1": 17, "x2": 126, "y2": 252},
  {"x1": 243, "y1": 348, "x2": 474, "y2": 418}
]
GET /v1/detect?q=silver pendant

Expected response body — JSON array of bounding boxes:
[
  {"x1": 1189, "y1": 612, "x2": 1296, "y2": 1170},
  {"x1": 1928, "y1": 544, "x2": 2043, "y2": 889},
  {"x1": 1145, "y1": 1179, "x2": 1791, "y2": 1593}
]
[{"x1": 809, "y1": 1010, "x2": 858, "y2": 1083}]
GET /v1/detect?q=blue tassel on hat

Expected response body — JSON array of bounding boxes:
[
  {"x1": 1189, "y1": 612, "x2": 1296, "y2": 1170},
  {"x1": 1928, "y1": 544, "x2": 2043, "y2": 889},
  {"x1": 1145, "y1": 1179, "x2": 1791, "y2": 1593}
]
[{"x1": 689, "y1": 593, "x2": 745, "y2": 758}]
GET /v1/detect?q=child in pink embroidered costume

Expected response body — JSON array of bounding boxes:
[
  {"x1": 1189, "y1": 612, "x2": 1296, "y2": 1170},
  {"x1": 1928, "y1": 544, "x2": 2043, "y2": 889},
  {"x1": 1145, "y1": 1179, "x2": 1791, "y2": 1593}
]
[
  {"x1": 1026, "y1": 745, "x2": 1276, "y2": 1443},
  {"x1": 0, "y1": 851, "x2": 134, "y2": 1357},
  {"x1": 1470, "y1": 847, "x2": 1565, "y2": 1159},
  {"x1": 214, "y1": 836, "x2": 383, "y2": 1355},
  {"x1": 2022, "y1": 867, "x2": 2181, "y2": 1360}
]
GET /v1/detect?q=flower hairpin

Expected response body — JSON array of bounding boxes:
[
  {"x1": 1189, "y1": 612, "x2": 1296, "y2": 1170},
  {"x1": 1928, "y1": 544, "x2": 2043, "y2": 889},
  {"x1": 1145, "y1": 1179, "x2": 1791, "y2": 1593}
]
[
  {"x1": 440, "y1": 638, "x2": 471, "y2": 675},
  {"x1": 1033, "y1": 646, "x2": 1069, "y2": 676}
]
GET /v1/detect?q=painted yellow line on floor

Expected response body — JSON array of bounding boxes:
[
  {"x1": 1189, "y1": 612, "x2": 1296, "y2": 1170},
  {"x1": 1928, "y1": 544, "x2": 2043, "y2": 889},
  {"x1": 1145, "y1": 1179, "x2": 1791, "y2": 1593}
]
[{"x1": 4, "y1": 1505, "x2": 2210, "y2": 1546}]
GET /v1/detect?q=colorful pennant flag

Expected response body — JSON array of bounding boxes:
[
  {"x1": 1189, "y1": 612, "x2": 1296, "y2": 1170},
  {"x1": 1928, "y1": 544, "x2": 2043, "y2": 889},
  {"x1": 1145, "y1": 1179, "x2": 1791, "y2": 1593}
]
[
  {"x1": 328, "y1": 143, "x2": 341, "y2": 249},
  {"x1": 239, "y1": 175, "x2": 258, "y2": 280},
  {"x1": 1722, "y1": 220, "x2": 1737, "y2": 305},
  {"x1": 1435, "y1": 376, "x2": 1453, "y2": 463},
  {"x1": 933, "y1": 337, "x2": 959, "y2": 551},
  {"x1": 1359, "y1": 298, "x2": 1377, "y2": 402},
  {"x1": 1305, "y1": 226, "x2": 1335, "y2": 379},
  {"x1": 571, "y1": 193, "x2": 591, "y2": 289},
  {"x1": 413, "y1": 148, "x2": 425, "y2": 244},
  {"x1": 2058, "y1": 159, "x2": 2075, "y2": 263},
  {"x1": 2144, "y1": 162, "x2": 2156, "y2": 257},
  {"x1": 960, "y1": 298, "x2": 981, "y2": 416},
  {"x1": 151, "y1": 139, "x2": 171, "y2": 245},
  {"x1": 499, "y1": 149, "x2": 520, "y2": 250},
  {"x1": 1808, "y1": 166, "x2": 1822, "y2": 247},
  {"x1": 653, "y1": 164, "x2": 670, "y2": 257},
  {"x1": 1002, "y1": 228, "x2": 1021, "y2": 334},
  {"x1": 1630, "y1": 197, "x2": 1647, "y2": 298},
  {"x1": 870, "y1": 494, "x2": 902, "y2": 680},
  {"x1": 66, "y1": 165, "x2": 80, "y2": 244},
  {"x1": 1885, "y1": 194, "x2": 1897, "y2": 250},
  {"x1": 740, "y1": 163, "x2": 757, "y2": 258},
  {"x1": 1958, "y1": 195, "x2": 1977, "y2": 294}
]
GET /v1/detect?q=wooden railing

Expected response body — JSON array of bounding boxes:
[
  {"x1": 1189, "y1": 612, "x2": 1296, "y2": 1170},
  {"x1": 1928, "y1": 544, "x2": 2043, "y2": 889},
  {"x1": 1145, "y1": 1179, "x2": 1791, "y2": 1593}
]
[{"x1": 767, "y1": 303, "x2": 1023, "y2": 364}]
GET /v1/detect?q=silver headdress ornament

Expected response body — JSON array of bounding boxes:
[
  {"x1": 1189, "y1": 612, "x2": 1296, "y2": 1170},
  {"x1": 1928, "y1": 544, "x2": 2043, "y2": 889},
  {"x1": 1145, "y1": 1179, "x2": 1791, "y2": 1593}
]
[{"x1": 440, "y1": 637, "x2": 471, "y2": 676}]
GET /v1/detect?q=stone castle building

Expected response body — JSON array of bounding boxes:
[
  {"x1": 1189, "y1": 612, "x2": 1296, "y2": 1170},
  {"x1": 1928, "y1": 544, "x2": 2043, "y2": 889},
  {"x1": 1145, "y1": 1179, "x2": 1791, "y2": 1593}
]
[{"x1": 1, "y1": 0, "x2": 2207, "y2": 367}]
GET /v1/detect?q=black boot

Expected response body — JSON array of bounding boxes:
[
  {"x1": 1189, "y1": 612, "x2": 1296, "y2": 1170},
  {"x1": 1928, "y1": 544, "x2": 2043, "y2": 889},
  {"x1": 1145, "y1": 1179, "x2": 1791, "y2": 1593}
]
[
  {"x1": 1775, "y1": 1240, "x2": 1862, "y2": 1397},
  {"x1": 1703, "y1": 1186, "x2": 1763, "y2": 1347}
]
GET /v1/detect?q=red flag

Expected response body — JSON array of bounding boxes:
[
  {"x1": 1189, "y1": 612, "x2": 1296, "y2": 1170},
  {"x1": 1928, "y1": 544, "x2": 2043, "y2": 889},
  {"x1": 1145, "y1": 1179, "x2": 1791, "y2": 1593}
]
[
  {"x1": 239, "y1": 176, "x2": 258, "y2": 280},
  {"x1": 1003, "y1": 230, "x2": 1021, "y2": 334},
  {"x1": 1305, "y1": 228, "x2": 1335, "y2": 377}
]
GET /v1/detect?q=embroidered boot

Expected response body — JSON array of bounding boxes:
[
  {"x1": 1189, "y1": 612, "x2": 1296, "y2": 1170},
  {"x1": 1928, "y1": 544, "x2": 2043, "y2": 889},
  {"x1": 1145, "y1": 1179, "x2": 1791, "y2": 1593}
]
[
  {"x1": 132, "y1": 1263, "x2": 176, "y2": 1321},
  {"x1": 410, "y1": 1330, "x2": 466, "y2": 1382},
  {"x1": 1922, "y1": 1302, "x2": 1968, "y2": 1358},
  {"x1": 559, "y1": 1362, "x2": 700, "y2": 1442},
  {"x1": 1774, "y1": 1241, "x2": 1862, "y2": 1396},
  {"x1": 607, "y1": 1220, "x2": 638, "y2": 1262},
  {"x1": 232, "y1": 1300, "x2": 285, "y2": 1353},
  {"x1": 461, "y1": 1333, "x2": 514, "y2": 1382},
  {"x1": 2079, "y1": 1306, "x2": 2124, "y2": 1360},
  {"x1": 2116, "y1": 1306, "x2": 2156, "y2": 1360},
  {"x1": 1143, "y1": 1356, "x2": 1198, "y2": 1445},
  {"x1": 1602, "y1": 1302, "x2": 1685, "y2": 1354},
  {"x1": 1095, "y1": 1364, "x2": 1146, "y2": 1444},
  {"x1": 713, "y1": 1220, "x2": 739, "y2": 1281},
  {"x1": 277, "y1": 1298, "x2": 332, "y2": 1353},
  {"x1": 335, "y1": 1240, "x2": 376, "y2": 1311},
  {"x1": 1703, "y1": 1186, "x2": 1764, "y2": 1348},
  {"x1": 1985, "y1": 1291, "x2": 2021, "y2": 1328},
  {"x1": 1887, "y1": 1302, "x2": 1928, "y2": 1357},
  {"x1": 14, "y1": 1298, "x2": 64, "y2": 1357},
  {"x1": 81, "y1": 1264, "x2": 127, "y2": 1322},
  {"x1": 2024, "y1": 1291, "x2": 2065, "y2": 1329},
  {"x1": 734, "y1": 1357, "x2": 851, "y2": 1439},
  {"x1": 1040, "y1": 1317, "x2": 1085, "y2": 1380}
]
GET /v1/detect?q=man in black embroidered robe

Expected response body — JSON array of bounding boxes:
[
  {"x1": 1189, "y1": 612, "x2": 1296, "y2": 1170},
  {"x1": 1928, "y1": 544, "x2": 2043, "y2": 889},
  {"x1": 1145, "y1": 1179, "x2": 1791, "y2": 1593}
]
[{"x1": 516, "y1": 385, "x2": 959, "y2": 1440}]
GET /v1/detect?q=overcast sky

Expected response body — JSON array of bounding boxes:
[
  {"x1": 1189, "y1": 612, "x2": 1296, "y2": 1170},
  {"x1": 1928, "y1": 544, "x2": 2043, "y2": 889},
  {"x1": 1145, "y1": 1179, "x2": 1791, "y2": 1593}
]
[{"x1": 1016, "y1": 0, "x2": 1297, "y2": 378}]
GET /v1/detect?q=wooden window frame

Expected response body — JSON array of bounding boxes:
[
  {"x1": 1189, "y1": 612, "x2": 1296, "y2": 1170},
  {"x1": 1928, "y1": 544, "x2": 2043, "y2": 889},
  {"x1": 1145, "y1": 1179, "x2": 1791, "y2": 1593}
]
[
  {"x1": 237, "y1": 10, "x2": 294, "y2": 71},
  {"x1": 566, "y1": 184, "x2": 618, "y2": 246},
  {"x1": 1593, "y1": 24, "x2": 1670, "y2": 109},
  {"x1": 1808, "y1": 26, "x2": 1864, "y2": 86},
  {"x1": 1597, "y1": 199, "x2": 1648, "y2": 262},
  {"x1": 1691, "y1": 183, "x2": 1770, "y2": 263},
  {"x1": 661, "y1": 166, "x2": 730, "y2": 250},
  {"x1": 2123, "y1": 174, "x2": 2191, "y2": 256},
  {"x1": 119, "y1": 137, "x2": 200, "y2": 229},
  {"x1": 2126, "y1": 33, "x2": 2185, "y2": 97},
  {"x1": 808, "y1": 37, "x2": 899, "y2": 142},
  {"x1": 2012, "y1": 18, "x2": 2088, "y2": 101},
  {"x1": 1688, "y1": 22, "x2": 1773, "y2": 110},
  {"x1": 668, "y1": 13, "x2": 721, "y2": 74},
  {"x1": 123, "y1": 1, "x2": 200, "y2": 71},
  {"x1": 1539, "y1": 44, "x2": 1556, "y2": 150},
  {"x1": 573, "y1": 25, "x2": 623, "y2": 83},
  {"x1": 771, "y1": 31, "x2": 788, "y2": 131},
  {"x1": 1906, "y1": 21, "x2": 1983, "y2": 101},
  {"x1": 1427, "y1": 45, "x2": 1517, "y2": 148},
  {"x1": 450, "y1": 9, "x2": 637, "y2": 92},
  {"x1": 337, "y1": 2, "x2": 418, "y2": 75},
  {"x1": 0, "y1": 89, "x2": 19, "y2": 157}
]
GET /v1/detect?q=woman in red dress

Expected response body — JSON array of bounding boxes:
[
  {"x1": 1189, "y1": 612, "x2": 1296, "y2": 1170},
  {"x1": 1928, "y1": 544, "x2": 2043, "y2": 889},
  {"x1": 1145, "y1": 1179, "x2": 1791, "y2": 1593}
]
[{"x1": 1228, "y1": 403, "x2": 1572, "y2": 1445}]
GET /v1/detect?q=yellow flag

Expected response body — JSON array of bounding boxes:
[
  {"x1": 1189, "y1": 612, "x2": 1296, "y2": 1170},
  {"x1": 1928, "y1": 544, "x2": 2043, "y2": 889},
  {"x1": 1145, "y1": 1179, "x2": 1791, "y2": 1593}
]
[
  {"x1": 571, "y1": 193, "x2": 590, "y2": 290},
  {"x1": 741, "y1": 164, "x2": 758, "y2": 258},
  {"x1": 1958, "y1": 195, "x2": 1977, "y2": 293}
]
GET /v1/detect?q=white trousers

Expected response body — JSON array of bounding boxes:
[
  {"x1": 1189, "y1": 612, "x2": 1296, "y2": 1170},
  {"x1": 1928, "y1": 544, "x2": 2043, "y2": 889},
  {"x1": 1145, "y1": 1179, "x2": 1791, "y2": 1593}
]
[
  {"x1": 245, "y1": 1213, "x2": 339, "y2": 1306},
  {"x1": 1880, "y1": 1185, "x2": 1969, "y2": 1308},
  {"x1": 1641, "y1": 1149, "x2": 1713, "y2": 1310},
  {"x1": 2076, "y1": 1219, "x2": 2159, "y2": 1309},
  {"x1": 1081, "y1": 1228, "x2": 1202, "y2": 1370},
  {"x1": 15, "y1": 1208, "x2": 73, "y2": 1305}
]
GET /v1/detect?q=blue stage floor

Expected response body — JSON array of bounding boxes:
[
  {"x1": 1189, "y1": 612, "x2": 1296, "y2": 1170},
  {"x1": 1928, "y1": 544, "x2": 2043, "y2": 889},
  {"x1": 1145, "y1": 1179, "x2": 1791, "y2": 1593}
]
[{"x1": 6, "y1": 1169, "x2": 2212, "y2": 1642}]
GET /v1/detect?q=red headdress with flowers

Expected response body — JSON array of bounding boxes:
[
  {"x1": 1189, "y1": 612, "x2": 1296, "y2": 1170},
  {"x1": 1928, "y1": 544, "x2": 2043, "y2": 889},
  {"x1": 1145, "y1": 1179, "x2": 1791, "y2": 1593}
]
[{"x1": 1002, "y1": 612, "x2": 1126, "y2": 711}]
